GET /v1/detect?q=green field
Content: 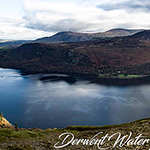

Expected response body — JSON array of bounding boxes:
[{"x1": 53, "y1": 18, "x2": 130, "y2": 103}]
[
  {"x1": 99, "y1": 74, "x2": 142, "y2": 78},
  {"x1": 118, "y1": 74, "x2": 141, "y2": 78}
]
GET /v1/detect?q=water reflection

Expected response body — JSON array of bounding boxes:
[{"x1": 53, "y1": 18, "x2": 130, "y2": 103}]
[{"x1": 0, "y1": 68, "x2": 150, "y2": 129}]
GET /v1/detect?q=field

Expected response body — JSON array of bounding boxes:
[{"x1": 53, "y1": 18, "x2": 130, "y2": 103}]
[
  {"x1": 99, "y1": 74, "x2": 142, "y2": 78},
  {"x1": 118, "y1": 74, "x2": 141, "y2": 78}
]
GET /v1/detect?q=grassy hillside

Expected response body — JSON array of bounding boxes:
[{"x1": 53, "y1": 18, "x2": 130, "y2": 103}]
[{"x1": 0, "y1": 118, "x2": 149, "y2": 149}]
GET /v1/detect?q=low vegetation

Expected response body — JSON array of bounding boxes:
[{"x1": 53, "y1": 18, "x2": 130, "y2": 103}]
[
  {"x1": 0, "y1": 113, "x2": 3, "y2": 120},
  {"x1": 0, "y1": 116, "x2": 150, "y2": 149}
]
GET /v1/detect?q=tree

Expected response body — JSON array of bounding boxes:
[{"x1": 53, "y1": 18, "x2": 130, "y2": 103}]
[
  {"x1": 124, "y1": 73, "x2": 128, "y2": 77},
  {"x1": 15, "y1": 122, "x2": 19, "y2": 131},
  {"x1": 0, "y1": 112, "x2": 3, "y2": 118}
]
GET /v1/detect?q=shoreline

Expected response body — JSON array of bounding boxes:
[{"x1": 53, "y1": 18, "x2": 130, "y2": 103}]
[
  {"x1": 91, "y1": 75, "x2": 150, "y2": 86},
  {"x1": 2, "y1": 67, "x2": 150, "y2": 85},
  {"x1": 20, "y1": 70, "x2": 150, "y2": 86}
]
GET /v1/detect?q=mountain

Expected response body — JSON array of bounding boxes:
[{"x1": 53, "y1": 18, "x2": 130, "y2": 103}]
[
  {"x1": 129, "y1": 30, "x2": 150, "y2": 39},
  {"x1": 99, "y1": 28, "x2": 144, "y2": 37},
  {"x1": 0, "y1": 30, "x2": 150, "y2": 75},
  {"x1": 34, "y1": 28, "x2": 143, "y2": 43},
  {"x1": 34, "y1": 31, "x2": 94, "y2": 43}
]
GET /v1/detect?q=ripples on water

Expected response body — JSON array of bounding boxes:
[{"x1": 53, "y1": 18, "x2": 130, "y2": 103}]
[{"x1": 0, "y1": 68, "x2": 150, "y2": 129}]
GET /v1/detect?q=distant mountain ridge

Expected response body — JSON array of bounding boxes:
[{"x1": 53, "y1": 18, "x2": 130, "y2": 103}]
[
  {"x1": 129, "y1": 30, "x2": 150, "y2": 39},
  {"x1": 34, "y1": 28, "x2": 143, "y2": 43},
  {"x1": 0, "y1": 40, "x2": 32, "y2": 49}
]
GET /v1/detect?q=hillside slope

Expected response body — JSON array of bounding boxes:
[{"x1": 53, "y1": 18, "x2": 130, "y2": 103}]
[
  {"x1": 0, "y1": 30, "x2": 150, "y2": 75},
  {"x1": 0, "y1": 118, "x2": 150, "y2": 149}
]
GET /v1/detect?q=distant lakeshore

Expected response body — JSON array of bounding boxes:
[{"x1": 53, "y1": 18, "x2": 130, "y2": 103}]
[{"x1": 2, "y1": 67, "x2": 150, "y2": 86}]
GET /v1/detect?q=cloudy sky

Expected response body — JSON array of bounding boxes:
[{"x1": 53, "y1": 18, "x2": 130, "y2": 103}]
[{"x1": 1, "y1": 0, "x2": 150, "y2": 40}]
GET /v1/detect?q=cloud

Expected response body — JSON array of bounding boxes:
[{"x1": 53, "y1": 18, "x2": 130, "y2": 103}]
[
  {"x1": 22, "y1": 0, "x2": 150, "y2": 34},
  {"x1": 1, "y1": 0, "x2": 150, "y2": 40},
  {"x1": 97, "y1": 0, "x2": 150, "y2": 12},
  {"x1": 0, "y1": 16, "x2": 53, "y2": 40},
  {"x1": 23, "y1": 0, "x2": 98, "y2": 32}
]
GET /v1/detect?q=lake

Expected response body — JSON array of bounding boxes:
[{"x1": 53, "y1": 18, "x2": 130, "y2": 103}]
[{"x1": 0, "y1": 68, "x2": 150, "y2": 129}]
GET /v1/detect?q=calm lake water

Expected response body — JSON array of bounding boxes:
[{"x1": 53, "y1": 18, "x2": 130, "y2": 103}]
[{"x1": 0, "y1": 68, "x2": 150, "y2": 129}]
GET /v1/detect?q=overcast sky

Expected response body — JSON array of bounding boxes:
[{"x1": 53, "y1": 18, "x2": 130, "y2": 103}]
[{"x1": 1, "y1": 0, "x2": 150, "y2": 40}]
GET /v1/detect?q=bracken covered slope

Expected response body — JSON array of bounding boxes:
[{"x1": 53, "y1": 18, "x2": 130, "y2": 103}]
[{"x1": 0, "y1": 30, "x2": 150, "y2": 75}]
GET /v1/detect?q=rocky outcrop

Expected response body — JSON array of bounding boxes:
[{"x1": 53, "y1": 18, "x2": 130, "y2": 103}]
[{"x1": 0, "y1": 117, "x2": 14, "y2": 129}]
